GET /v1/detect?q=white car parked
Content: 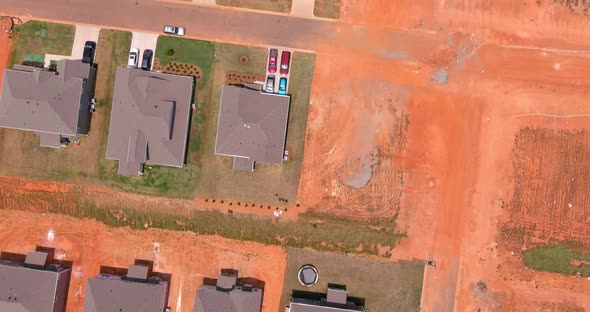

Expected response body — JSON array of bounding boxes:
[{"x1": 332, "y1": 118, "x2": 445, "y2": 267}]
[
  {"x1": 163, "y1": 25, "x2": 185, "y2": 36},
  {"x1": 128, "y1": 48, "x2": 139, "y2": 68}
]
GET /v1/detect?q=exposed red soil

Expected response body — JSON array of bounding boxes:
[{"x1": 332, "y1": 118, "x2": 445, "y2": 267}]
[
  {"x1": 1, "y1": 0, "x2": 590, "y2": 310},
  {"x1": 298, "y1": 0, "x2": 590, "y2": 311},
  {"x1": 0, "y1": 17, "x2": 12, "y2": 93},
  {"x1": 0, "y1": 209, "x2": 286, "y2": 312},
  {"x1": 0, "y1": 176, "x2": 299, "y2": 221}
]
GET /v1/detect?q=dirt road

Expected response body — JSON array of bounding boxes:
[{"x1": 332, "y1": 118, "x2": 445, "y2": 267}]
[
  {"x1": 298, "y1": 1, "x2": 590, "y2": 311},
  {"x1": 0, "y1": 210, "x2": 286, "y2": 312}
]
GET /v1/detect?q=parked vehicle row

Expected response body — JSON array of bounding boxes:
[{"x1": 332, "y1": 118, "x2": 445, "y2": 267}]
[
  {"x1": 127, "y1": 48, "x2": 153, "y2": 71},
  {"x1": 267, "y1": 49, "x2": 291, "y2": 75},
  {"x1": 266, "y1": 49, "x2": 291, "y2": 94}
]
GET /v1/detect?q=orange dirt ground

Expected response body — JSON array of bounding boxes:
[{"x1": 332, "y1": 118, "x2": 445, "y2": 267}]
[
  {"x1": 1, "y1": 1, "x2": 590, "y2": 311},
  {"x1": 0, "y1": 17, "x2": 12, "y2": 92},
  {"x1": 0, "y1": 209, "x2": 286, "y2": 312},
  {"x1": 296, "y1": 0, "x2": 590, "y2": 311}
]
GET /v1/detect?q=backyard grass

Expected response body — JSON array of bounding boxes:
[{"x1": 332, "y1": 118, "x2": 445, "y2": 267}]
[
  {"x1": 7, "y1": 185, "x2": 402, "y2": 256},
  {"x1": 216, "y1": 0, "x2": 292, "y2": 13},
  {"x1": 99, "y1": 36, "x2": 215, "y2": 198},
  {"x1": 80, "y1": 201, "x2": 402, "y2": 254},
  {"x1": 2, "y1": 25, "x2": 313, "y2": 203},
  {"x1": 194, "y1": 46, "x2": 314, "y2": 205},
  {"x1": 523, "y1": 244, "x2": 590, "y2": 277},
  {"x1": 0, "y1": 23, "x2": 99, "y2": 185},
  {"x1": 314, "y1": 0, "x2": 342, "y2": 19},
  {"x1": 8, "y1": 20, "x2": 75, "y2": 66},
  {"x1": 280, "y1": 248, "x2": 424, "y2": 312}
]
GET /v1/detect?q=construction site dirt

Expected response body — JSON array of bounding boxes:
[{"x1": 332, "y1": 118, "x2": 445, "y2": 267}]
[
  {"x1": 0, "y1": 16, "x2": 12, "y2": 92},
  {"x1": 1, "y1": 0, "x2": 590, "y2": 311},
  {"x1": 0, "y1": 209, "x2": 286, "y2": 312},
  {"x1": 297, "y1": 1, "x2": 590, "y2": 311}
]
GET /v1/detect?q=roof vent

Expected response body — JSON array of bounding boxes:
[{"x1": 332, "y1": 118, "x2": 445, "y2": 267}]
[
  {"x1": 126, "y1": 264, "x2": 149, "y2": 282},
  {"x1": 23, "y1": 251, "x2": 48, "y2": 270}
]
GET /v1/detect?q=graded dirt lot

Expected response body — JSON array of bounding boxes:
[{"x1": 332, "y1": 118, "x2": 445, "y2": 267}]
[
  {"x1": 0, "y1": 209, "x2": 286, "y2": 312},
  {"x1": 297, "y1": 0, "x2": 590, "y2": 311}
]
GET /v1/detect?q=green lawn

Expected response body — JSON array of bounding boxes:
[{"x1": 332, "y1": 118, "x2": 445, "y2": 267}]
[
  {"x1": 194, "y1": 47, "x2": 314, "y2": 205},
  {"x1": 216, "y1": 0, "x2": 292, "y2": 13},
  {"x1": 281, "y1": 248, "x2": 424, "y2": 311},
  {"x1": 155, "y1": 36, "x2": 215, "y2": 78},
  {"x1": 523, "y1": 244, "x2": 590, "y2": 277},
  {"x1": 314, "y1": 0, "x2": 341, "y2": 19},
  {"x1": 98, "y1": 36, "x2": 215, "y2": 198},
  {"x1": 2, "y1": 24, "x2": 314, "y2": 203},
  {"x1": 8, "y1": 20, "x2": 75, "y2": 66},
  {"x1": 0, "y1": 24, "x2": 104, "y2": 185},
  {"x1": 78, "y1": 201, "x2": 402, "y2": 254}
]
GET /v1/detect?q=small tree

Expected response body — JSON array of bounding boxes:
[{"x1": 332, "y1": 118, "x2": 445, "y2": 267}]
[{"x1": 166, "y1": 48, "x2": 175, "y2": 57}]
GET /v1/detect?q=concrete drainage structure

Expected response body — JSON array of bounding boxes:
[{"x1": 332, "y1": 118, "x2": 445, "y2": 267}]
[{"x1": 297, "y1": 264, "x2": 319, "y2": 287}]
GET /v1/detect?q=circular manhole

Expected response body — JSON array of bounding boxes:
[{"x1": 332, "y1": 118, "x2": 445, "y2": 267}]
[{"x1": 298, "y1": 264, "x2": 318, "y2": 287}]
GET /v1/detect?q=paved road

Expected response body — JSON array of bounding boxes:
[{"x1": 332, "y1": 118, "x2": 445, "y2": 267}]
[
  {"x1": 0, "y1": 0, "x2": 445, "y2": 61},
  {"x1": 0, "y1": 0, "x2": 337, "y2": 51}
]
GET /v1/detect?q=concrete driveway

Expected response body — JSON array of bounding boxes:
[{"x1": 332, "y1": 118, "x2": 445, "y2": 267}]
[
  {"x1": 45, "y1": 25, "x2": 101, "y2": 65},
  {"x1": 291, "y1": 0, "x2": 315, "y2": 18},
  {"x1": 130, "y1": 31, "x2": 159, "y2": 63}
]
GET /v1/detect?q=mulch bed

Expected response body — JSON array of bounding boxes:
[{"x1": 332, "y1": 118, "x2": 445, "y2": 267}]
[
  {"x1": 153, "y1": 58, "x2": 202, "y2": 80},
  {"x1": 225, "y1": 71, "x2": 265, "y2": 85}
]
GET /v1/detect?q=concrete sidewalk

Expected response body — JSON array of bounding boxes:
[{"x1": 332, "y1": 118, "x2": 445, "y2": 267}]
[
  {"x1": 291, "y1": 0, "x2": 315, "y2": 18},
  {"x1": 192, "y1": 0, "x2": 216, "y2": 5}
]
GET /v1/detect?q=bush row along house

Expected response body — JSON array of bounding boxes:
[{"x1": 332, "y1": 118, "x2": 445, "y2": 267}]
[
  {"x1": 0, "y1": 246, "x2": 366, "y2": 312},
  {"x1": 0, "y1": 60, "x2": 292, "y2": 176}
]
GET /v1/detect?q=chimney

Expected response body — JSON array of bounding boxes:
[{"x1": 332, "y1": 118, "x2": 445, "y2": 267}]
[{"x1": 23, "y1": 251, "x2": 48, "y2": 270}]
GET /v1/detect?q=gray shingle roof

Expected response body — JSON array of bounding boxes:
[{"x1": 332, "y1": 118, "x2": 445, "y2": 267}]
[
  {"x1": 0, "y1": 250, "x2": 71, "y2": 312},
  {"x1": 288, "y1": 287, "x2": 365, "y2": 312},
  {"x1": 193, "y1": 270, "x2": 263, "y2": 312},
  {"x1": 105, "y1": 68, "x2": 194, "y2": 176},
  {"x1": 215, "y1": 85, "x2": 290, "y2": 169},
  {"x1": 194, "y1": 285, "x2": 263, "y2": 312},
  {"x1": 84, "y1": 263, "x2": 170, "y2": 312},
  {"x1": 0, "y1": 61, "x2": 92, "y2": 136}
]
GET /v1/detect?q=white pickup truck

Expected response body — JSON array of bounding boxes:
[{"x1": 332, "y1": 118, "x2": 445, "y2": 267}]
[{"x1": 163, "y1": 25, "x2": 185, "y2": 36}]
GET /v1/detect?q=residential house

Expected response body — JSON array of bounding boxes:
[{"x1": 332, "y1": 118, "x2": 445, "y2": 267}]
[{"x1": 0, "y1": 60, "x2": 96, "y2": 147}]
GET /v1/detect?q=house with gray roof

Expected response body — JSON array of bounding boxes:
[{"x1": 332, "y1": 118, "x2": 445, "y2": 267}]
[
  {"x1": 286, "y1": 285, "x2": 365, "y2": 312},
  {"x1": 105, "y1": 68, "x2": 194, "y2": 176},
  {"x1": 0, "y1": 60, "x2": 96, "y2": 148},
  {"x1": 193, "y1": 269, "x2": 263, "y2": 312},
  {"x1": 84, "y1": 259, "x2": 170, "y2": 312},
  {"x1": 0, "y1": 246, "x2": 72, "y2": 312},
  {"x1": 215, "y1": 84, "x2": 290, "y2": 172}
]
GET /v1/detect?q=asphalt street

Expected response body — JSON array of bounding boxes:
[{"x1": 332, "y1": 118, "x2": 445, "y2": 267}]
[{"x1": 0, "y1": 0, "x2": 337, "y2": 51}]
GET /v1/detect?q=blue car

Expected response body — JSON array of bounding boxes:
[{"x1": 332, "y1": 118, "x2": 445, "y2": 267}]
[{"x1": 278, "y1": 77, "x2": 287, "y2": 95}]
